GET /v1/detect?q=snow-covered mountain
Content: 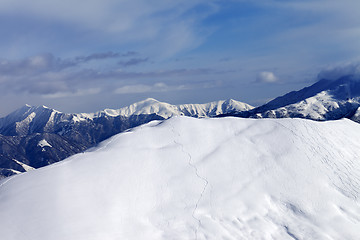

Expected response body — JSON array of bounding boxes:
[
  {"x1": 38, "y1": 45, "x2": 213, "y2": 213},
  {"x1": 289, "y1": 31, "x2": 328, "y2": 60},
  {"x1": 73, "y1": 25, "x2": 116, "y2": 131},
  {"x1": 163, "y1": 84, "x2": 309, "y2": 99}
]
[
  {"x1": 103, "y1": 98, "x2": 253, "y2": 118},
  {"x1": 239, "y1": 76, "x2": 360, "y2": 120},
  {"x1": 0, "y1": 98, "x2": 253, "y2": 135},
  {"x1": 0, "y1": 98, "x2": 252, "y2": 178},
  {"x1": 1, "y1": 117, "x2": 360, "y2": 239}
]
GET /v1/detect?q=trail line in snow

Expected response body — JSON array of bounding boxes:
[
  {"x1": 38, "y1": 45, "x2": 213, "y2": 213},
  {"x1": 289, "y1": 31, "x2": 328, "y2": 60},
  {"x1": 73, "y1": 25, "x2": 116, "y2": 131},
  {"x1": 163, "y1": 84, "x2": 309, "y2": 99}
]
[{"x1": 169, "y1": 119, "x2": 209, "y2": 240}]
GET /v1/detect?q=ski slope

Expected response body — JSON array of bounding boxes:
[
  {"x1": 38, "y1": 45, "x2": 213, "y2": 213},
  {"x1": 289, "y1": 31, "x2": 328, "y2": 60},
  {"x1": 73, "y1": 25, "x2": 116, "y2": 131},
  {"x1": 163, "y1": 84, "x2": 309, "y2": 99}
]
[{"x1": 1, "y1": 117, "x2": 360, "y2": 239}]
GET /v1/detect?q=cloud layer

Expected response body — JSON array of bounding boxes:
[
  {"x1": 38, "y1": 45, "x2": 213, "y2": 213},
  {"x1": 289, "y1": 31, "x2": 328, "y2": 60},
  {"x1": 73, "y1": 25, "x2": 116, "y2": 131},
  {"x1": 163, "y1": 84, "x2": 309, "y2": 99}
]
[
  {"x1": 114, "y1": 83, "x2": 185, "y2": 94},
  {"x1": 256, "y1": 71, "x2": 278, "y2": 83},
  {"x1": 1, "y1": 0, "x2": 360, "y2": 114},
  {"x1": 0, "y1": 0, "x2": 217, "y2": 58},
  {"x1": 317, "y1": 62, "x2": 360, "y2": 81},
  {"x1": 0, "y1": 52, "x2": 220, "y2": 99}
]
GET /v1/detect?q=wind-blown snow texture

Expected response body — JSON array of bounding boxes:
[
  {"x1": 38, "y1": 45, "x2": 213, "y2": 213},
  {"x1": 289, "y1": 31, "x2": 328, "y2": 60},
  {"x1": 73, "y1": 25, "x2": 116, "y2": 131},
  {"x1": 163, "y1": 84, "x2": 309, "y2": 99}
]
[{"x1": 1, "y1": 117, "x2": 360, "y2": 239}]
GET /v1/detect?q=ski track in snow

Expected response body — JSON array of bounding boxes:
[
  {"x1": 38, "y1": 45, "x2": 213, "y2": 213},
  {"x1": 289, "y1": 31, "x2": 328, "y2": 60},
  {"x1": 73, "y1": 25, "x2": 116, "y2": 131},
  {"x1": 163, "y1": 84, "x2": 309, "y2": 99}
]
[{"x1": 170, "y1": 118, "x2": 209, "y2": 240}]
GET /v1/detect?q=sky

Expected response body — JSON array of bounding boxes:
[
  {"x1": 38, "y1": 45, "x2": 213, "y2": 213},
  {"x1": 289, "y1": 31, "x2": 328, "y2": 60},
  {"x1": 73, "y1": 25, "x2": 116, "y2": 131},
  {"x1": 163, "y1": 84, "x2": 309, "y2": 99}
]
[{"x1": 1, "y1": 0, "x2": 360, "y2": 115}]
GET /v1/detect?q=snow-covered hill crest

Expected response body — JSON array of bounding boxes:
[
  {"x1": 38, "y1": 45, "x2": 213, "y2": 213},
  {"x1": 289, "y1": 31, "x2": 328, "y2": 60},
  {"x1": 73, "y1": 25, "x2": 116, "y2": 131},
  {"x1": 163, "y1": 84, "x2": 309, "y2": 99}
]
[{"x1": 1, "y1": 117, "x2": 360, "y2": 239}]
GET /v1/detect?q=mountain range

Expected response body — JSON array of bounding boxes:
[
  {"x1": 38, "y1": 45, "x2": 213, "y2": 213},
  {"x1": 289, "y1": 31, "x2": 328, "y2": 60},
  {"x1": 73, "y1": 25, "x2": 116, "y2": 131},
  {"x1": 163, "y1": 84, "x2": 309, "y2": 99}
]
[
  {"x1": 1, "y1": 75, "x2": 360, "y2": 178},
  {"x1": 0, "y1": 98, "x2": 252, "y2": 178}
]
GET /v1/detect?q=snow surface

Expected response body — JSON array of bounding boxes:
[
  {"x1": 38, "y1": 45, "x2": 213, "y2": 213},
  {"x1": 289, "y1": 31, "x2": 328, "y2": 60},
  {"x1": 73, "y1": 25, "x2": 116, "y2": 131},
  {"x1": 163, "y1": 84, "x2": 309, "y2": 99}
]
[
  {"x1": 37, "y1": 139, "x2": 52, "y2": 148},
  {"x1": 12, "y1": 159, "x2": 35, "y2": 172},
  {"x1": 15, "y1": 112, "x2": 36, "y2": 135},
  {"x1": 1, "y1": 117, "x2": 360, "y2": 239}
]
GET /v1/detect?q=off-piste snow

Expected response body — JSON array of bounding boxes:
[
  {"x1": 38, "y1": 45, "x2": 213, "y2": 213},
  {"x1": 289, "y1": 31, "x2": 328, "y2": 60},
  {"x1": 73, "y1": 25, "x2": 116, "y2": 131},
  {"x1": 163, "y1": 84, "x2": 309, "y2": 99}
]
[{"x1": 0, "y1": 117, "x2": 360, "y2": 239}]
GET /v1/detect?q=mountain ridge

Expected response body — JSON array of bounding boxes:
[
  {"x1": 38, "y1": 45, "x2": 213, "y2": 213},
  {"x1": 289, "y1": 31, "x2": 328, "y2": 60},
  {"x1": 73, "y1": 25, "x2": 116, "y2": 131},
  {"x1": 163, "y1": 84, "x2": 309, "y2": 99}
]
[
  {"x1": 0, "y1": 98, "x2": 252, "y2": 178},
  {"x1": 223, "y1": 75, "x2": 360, "y2": 121}
]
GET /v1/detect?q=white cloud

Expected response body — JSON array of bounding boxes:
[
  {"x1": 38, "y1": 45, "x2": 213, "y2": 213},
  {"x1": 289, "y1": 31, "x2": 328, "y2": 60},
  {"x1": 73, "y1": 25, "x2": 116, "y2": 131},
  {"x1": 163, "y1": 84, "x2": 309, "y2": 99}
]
[
  {"x1": 114, "y1": 82, "x2": 185, "y2": 94},
  {"x1": 42, "y1": 88, "x2": 101, "y2": 99},
  {"x1": 256, "y1": 71, "x2": 278, "y2": 83},
  {"x1": 114, "y1": 84, "x2": 153, "y2": 94}
]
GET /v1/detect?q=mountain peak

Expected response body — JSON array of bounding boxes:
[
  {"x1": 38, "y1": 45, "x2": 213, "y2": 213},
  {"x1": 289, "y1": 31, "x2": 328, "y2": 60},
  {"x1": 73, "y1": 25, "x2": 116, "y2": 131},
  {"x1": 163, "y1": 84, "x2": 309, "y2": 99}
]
[
  {"x1": 19, "y1": 104, "x2": 58, "y2": 113},
  {"x1": 142, "y1": 97, "x2": 159, "y2": 103},
  {"x1": 132, "y1": 98, "x2": 162, "y2": 108},
  {"x1": 223, "y1": 98, "x2": 237, "y2": 105}
]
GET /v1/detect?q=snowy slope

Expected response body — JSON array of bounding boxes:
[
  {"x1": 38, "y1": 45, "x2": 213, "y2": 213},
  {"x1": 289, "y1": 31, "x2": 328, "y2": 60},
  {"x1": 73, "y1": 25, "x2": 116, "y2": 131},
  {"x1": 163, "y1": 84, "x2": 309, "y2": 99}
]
[{"x1": 1, "y1": 117, "x2": 360, "y2": 239}]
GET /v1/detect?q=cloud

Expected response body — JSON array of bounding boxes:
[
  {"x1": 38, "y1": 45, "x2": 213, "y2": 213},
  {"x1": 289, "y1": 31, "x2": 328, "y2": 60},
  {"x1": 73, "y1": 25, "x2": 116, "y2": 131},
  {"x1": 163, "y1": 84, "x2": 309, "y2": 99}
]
[
  {"x1": 317, "y1": 62, "x2": 360, "y2": 81},
  {"x1": 0, "y1": 0, "x2": 217, "y2": 57},
  {"x1": 114, "y1": 82, "x2": 185, "y2": 94},
  {"x1": 118, "y1": 58, "x2": 148, "y2": 67},
  {"x1": 0, "y1": 54, "x2": 75, "y2": 75},
  {"x1": 256, "y1": 71, "x2": 278, "y2": 83},
  {"x1": 0, "y1": 51, "x2": 144, "y2": 77},
  {"x1": 0, "y1": 52, "x2": 220, "y2": 99},
  {"x1": 75, "y1": 51, "x2": 138, "y2": 63},
  {"x1": 42, "y1": 88, "x2": 101, "y2": 99},
  {"x1": 94, "y1": 68, "x2": 216, "y2": 80}
]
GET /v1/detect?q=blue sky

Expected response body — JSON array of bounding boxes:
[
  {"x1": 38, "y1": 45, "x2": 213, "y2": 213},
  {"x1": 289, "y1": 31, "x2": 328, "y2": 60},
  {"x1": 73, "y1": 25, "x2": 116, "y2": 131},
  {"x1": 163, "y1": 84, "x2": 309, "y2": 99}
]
[{"x1": 1, "y1": 0, "x2": 360, "y2": 115}]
